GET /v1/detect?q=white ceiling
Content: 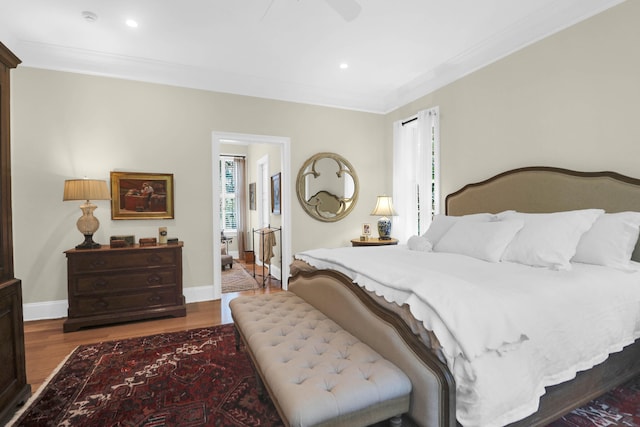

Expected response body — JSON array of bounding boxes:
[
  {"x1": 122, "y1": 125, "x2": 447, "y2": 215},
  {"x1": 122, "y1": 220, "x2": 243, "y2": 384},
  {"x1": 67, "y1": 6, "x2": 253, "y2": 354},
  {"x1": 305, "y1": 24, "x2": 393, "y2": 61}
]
[{"x1": 0, "y1": 0, "x2": 625, "y2": 113}]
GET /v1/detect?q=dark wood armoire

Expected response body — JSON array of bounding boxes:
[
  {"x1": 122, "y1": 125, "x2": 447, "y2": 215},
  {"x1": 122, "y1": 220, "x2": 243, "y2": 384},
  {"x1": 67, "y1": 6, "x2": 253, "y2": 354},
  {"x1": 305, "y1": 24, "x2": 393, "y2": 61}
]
[{"x1": 0, "y1": 41, "x2": 30, "y2": 425}]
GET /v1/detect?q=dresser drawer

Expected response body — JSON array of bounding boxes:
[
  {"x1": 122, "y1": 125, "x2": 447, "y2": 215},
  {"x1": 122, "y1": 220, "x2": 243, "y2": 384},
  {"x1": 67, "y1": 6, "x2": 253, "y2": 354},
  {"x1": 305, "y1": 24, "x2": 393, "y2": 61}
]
[
  {"x1": 69, "y1": 249, "x2": 177, "y2": 273},
  {"x1": 69, "y1": 288, "x2": 181, "y2": 317},
  {"x1": 72, "y1": 269, "x2": 177, "y2": 295}
]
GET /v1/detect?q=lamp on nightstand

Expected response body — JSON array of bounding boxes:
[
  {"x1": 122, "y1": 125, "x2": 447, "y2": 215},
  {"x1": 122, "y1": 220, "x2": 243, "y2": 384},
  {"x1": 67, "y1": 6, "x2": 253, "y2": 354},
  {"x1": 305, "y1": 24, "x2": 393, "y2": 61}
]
[
  {"x1": 370, "y1": 195, "x2": 397, "y2": 240},
  {"x1": 63, "y1": 179, "x2": 111, "y2": 249}
]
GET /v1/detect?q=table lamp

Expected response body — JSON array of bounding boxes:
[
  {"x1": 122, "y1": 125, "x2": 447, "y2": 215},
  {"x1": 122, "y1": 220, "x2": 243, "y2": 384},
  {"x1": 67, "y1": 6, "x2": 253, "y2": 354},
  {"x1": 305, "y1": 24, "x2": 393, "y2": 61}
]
[
  {"x1": 370, "y1": 195, "x2": 397, "y2": 240},
  {"x1": 63, "y1": 179, "x2": 111, "y2": 249}
]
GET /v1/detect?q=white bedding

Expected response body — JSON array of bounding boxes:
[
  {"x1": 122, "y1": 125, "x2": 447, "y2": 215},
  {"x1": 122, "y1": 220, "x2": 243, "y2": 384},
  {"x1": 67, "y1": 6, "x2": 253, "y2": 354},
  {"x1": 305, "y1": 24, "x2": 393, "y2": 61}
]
[{"x1": 296, "y1": 246, "x2": 640, "y2": 427}]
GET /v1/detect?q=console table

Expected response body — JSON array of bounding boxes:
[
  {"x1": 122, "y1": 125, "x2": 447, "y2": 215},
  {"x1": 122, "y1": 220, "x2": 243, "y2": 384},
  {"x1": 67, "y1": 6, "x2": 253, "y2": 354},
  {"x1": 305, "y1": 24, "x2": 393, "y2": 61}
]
[{"x1": 64, "y1": 243, "x2": 186, "y2": 332}]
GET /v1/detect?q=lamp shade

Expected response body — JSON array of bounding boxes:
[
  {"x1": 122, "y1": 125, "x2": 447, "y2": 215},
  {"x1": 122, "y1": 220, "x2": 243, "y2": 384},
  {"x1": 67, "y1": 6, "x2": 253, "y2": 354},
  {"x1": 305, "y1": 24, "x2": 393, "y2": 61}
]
[
  {"x1": 370, "y1": 195, "x2": 397, "y2": 217},
  {"x1": 63, "y1": 179, "x2": 110, "y2": 201}
]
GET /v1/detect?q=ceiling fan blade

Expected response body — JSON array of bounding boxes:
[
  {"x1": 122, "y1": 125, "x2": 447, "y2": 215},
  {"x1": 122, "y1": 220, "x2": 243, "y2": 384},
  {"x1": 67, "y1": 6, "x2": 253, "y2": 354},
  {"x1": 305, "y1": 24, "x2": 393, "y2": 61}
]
[{"x1": 324, "y1": 0, "x2": 361, "y2": 22}]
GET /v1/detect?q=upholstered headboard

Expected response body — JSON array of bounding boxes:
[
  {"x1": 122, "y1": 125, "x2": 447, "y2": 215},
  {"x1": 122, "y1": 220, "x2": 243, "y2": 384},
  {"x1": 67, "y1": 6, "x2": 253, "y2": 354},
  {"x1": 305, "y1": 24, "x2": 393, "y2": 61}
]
[{"x1": 445, "y1": 166, "x2": 640, "y2": 260}]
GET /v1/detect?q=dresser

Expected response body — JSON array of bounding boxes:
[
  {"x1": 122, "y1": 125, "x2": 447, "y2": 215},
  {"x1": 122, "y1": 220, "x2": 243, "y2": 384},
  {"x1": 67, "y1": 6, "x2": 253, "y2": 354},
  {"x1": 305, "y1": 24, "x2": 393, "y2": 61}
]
[
  {"x1": 64, "y1": 243, "x2": 186, "y2": 332},
  {"x1": 0, "y1": 42, "x2": 30, "y2": 425}
]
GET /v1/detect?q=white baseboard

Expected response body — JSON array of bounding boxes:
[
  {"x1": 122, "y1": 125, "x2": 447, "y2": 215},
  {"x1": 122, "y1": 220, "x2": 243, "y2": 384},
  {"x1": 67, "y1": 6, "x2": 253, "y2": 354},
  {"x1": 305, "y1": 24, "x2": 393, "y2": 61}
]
[
  {"x1": 23, "y1": 300, "x2": 68, "y2": 321},
  {"x1": 255, "y1": 260, "x2": 282, "y2": 280},
  {"x1": 23, "y1": 284, "x2": 217, "y2": 322},
  {"x1": 183, "y1": 284, "x2": 216, "y2": 303}
]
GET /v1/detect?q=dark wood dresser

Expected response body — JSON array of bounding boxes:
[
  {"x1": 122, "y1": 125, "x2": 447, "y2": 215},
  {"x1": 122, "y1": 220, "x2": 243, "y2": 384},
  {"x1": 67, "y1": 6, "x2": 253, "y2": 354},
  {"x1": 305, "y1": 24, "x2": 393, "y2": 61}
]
[
  {"x1": 0, "y1": 42, "x2": 30, "y2": 425},
  {"x1": 64, "y1": 243, "x2": 187, "y2": 332}
]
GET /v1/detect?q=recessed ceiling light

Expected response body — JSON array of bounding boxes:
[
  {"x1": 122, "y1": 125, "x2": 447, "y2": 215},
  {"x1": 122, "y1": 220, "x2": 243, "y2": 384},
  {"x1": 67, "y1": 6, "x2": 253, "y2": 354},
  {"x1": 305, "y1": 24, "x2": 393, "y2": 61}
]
[
  {"x1": 82, "y1": 11, "x2": 98, "y2": 23},
  {"x1": 126, "y1": 19, "x2": 138, "y2": 28},
  {"x1": 339, "y1": 63, "x2": 349, "y2": 69}
]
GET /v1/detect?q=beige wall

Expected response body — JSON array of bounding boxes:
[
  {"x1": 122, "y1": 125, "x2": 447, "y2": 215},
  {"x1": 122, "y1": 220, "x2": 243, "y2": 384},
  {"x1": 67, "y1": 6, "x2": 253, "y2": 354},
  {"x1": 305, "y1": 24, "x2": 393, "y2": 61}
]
[
  {"x1": 386, "y1": 0, "x2": 640, "y2": 205},
  {"x1": 11, "y1": 69, "x2": 385, "y2": 308}
]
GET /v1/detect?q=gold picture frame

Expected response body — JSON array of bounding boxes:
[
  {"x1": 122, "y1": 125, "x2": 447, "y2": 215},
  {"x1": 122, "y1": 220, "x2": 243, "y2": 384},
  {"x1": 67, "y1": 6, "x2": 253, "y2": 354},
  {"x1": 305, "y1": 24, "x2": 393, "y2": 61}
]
[{"x1": 110, "y1": 171, "x2": 174, "y2": 220}]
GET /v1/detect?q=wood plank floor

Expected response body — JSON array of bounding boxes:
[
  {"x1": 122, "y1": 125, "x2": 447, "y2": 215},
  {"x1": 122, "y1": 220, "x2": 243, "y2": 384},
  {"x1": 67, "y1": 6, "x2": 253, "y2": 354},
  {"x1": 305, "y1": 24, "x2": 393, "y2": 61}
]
[{"x1": 23, "y1": 262, "x2": 281, "y2": 393}]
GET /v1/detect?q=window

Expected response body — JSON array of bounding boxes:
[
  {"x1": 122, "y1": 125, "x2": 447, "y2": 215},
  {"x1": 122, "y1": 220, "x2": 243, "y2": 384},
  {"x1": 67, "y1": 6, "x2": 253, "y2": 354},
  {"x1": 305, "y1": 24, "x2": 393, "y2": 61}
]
[
  {"x1": 392, "y1": 107, "x2": 440, "y2": 242},
  {"x1": 219, "y1": 157, "x2": 237, "y2": 231}
]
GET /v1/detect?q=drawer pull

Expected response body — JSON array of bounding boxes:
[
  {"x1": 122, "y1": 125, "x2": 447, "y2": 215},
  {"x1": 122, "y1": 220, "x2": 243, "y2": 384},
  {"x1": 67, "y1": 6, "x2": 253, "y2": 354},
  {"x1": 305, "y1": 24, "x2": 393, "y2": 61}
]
[
  {"x1": 147, "y1": 274, "x2": 162, "y2": 285},
  {"x1": 147, "y1": 254, "x2": 162, "y2": 264},
  {"x1": 89, "y1": 259, "x2": 107, "y2": 269},
  {"x1": 148, "y1": 295, "x2": 161, "y2": 303},
  {"x1": 93, "y1": 299, "x2": 109, "y2": 310},
  {"x1": 93, "y1": 278, "x2": 109, "y2": 288}
]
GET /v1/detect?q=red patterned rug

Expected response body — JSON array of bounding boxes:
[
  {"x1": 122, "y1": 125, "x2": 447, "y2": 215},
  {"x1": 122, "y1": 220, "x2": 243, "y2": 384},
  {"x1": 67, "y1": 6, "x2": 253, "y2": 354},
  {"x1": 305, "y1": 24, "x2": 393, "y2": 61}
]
[
  {"x1": 9, "y1": 323, "x2": 640, "y2": 427},
  {"x1": 11, "y1": 324, "x2": 282, "y2": 426},
  {"x1": 547, "y1": 374, "x2": 640, "y2": 427}
]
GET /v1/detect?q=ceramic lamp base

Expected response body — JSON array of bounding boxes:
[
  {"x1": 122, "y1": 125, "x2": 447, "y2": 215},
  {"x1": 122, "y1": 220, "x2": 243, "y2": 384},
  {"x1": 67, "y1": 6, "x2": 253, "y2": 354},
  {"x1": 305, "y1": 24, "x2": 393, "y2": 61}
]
[{"x1": 377, "y1": 217, "x2": 392, "y2": 240}]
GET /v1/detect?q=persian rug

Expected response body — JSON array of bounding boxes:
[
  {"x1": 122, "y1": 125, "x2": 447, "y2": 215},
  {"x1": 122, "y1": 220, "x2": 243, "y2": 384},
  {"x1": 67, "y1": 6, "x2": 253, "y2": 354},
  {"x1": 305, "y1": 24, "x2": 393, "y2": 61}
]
[
  {"x1": 547, "y1": 374, "x2": 640, "y2": 427},
  {"x1": 10, "y1": 323, "x2": 640, "y2": 427},
  {"x1": 10, "y1": 324, "x2": 282, "y2": 427},
  {"x1": 222, "y1": 264, "x2": 260, "y2": 293}
]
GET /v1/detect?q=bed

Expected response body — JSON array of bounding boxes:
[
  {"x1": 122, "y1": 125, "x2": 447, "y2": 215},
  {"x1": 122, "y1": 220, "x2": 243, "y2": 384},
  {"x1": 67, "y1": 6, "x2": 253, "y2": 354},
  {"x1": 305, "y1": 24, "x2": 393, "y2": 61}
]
[{"x1": 288, "y1": 166, "x2": 640, "y2": 427}]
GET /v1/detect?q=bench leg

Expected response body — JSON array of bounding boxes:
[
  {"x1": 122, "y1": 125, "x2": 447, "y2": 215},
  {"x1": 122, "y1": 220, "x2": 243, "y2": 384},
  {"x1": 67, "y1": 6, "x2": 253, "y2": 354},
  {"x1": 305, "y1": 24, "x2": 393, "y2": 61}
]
[
  {"x1": 389, "y1": 415, "x2": 403, "y2": 427},
  {"x1": 255, "y1": 371, "x2": 266, "y2": 402},
  {"x1": 233, "y1": 326, "x2": 241, "y2": 351}
]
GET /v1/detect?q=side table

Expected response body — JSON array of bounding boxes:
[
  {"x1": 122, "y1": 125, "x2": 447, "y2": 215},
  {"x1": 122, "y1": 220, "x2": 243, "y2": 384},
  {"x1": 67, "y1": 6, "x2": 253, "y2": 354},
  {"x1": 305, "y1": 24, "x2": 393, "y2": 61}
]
[{"x1": 351, "y1": 237, "x2": 399, "y2": 247}]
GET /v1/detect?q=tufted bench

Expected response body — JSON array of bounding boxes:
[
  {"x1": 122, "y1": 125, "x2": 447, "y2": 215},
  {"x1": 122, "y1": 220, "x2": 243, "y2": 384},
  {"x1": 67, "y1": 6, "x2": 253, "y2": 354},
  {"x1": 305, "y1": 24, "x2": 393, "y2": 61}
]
[{"x1": 229, "y1": 292, "x2": 412, "y2": 427}]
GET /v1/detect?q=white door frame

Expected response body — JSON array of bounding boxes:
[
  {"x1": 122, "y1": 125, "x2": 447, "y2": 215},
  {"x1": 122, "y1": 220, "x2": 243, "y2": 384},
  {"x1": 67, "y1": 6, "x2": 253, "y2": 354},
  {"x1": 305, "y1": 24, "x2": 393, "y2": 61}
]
[
  {"x1": 257, "y1": 155, "x2": 270, "y2": 228},
  {"x1": 212, "y1": 131, "x2": 292, "y2": 300}
]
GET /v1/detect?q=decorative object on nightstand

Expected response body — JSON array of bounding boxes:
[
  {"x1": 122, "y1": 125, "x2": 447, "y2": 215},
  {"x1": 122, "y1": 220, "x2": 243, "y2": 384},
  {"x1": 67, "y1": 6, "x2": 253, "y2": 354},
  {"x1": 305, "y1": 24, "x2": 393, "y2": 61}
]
[
  {"x1": 370, "y1": 195, "x2": 397, "y2": 240},
  {"x1": 63, "y1": 179, "x2": 111, "y2": 249},
  {"x1": 361, "y1": 223, "x2": 371, "y2": 241}
]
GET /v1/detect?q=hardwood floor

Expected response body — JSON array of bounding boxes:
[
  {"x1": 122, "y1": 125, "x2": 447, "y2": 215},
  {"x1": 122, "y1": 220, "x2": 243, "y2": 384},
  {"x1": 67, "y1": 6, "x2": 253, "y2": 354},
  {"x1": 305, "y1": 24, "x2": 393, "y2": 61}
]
[{"x1": 23, "y1": 260, "x2": 281, "y2": 393}]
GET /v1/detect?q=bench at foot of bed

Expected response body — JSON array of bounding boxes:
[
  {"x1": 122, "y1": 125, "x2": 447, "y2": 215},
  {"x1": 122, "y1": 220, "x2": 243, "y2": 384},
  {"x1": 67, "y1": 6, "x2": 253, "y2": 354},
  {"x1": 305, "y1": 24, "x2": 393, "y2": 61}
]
[{"x1": 230, "y1": 292, "x2": 412, "y2": 427}]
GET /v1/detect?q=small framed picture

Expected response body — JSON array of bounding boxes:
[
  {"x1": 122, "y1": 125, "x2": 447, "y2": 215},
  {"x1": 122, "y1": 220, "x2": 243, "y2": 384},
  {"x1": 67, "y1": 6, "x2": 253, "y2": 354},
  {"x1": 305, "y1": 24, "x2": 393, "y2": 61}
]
[
  {"x1": 362, "y1": 223, "x2": 371, "y2": 236},
  {"x1": 271, "y1": 172, "x2": 281, "y2": 215},
  {"x1": 249, "y1": 182, "x2": 256, "y2": 211}
]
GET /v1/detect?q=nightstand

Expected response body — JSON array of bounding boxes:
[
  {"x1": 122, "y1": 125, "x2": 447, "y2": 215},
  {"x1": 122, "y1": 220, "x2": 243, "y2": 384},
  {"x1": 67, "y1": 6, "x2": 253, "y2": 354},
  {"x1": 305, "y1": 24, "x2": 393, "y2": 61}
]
[{"x1": 351, "y1": 237, "x2": 399, "y2": 247}]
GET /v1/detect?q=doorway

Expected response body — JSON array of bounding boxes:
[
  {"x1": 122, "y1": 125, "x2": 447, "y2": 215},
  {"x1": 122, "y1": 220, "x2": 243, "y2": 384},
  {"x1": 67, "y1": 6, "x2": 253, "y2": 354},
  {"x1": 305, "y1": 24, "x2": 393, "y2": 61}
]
[{"x1": 212, "y1": 132, "x2": 292, "y2": 300}]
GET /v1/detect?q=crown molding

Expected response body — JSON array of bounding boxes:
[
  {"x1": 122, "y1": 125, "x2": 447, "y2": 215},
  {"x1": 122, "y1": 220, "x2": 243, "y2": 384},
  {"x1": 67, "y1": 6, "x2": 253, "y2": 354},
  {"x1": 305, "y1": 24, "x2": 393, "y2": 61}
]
[{"x1": 16, "y1": 40, "x2": 387, "y2": 113}]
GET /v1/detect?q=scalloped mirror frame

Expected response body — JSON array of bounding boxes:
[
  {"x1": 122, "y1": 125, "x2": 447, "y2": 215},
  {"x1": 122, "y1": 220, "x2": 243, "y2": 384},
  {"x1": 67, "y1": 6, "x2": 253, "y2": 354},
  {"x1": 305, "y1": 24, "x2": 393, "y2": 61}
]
[{"x1": 296, "y1": 152, "x2": 359, "y2": 222}]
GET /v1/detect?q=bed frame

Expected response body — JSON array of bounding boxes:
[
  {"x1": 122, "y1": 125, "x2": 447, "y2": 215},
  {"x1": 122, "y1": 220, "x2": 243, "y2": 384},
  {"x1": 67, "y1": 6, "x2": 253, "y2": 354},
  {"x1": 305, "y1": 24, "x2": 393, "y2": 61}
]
[{"x1": 288, "y1": 166, "x2": 640, "y2": 427}]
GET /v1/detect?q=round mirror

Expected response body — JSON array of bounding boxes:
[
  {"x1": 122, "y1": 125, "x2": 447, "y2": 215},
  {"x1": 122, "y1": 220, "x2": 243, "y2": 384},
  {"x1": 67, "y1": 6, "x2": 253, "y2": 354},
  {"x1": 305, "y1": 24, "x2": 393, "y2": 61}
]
[{"x1": 296, "y1": 152, "x2": 359, "y2": 222}]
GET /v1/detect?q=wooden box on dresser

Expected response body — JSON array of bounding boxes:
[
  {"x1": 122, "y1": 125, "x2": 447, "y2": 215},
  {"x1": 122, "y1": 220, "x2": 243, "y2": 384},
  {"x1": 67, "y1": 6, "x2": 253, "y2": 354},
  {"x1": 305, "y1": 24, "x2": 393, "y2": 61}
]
[
  {"x1": 64, "y1": 243, "x2": 187, "y2": 333},
  {"x1": 0, "y1": 42, "x2": 30, "y2": 425}
]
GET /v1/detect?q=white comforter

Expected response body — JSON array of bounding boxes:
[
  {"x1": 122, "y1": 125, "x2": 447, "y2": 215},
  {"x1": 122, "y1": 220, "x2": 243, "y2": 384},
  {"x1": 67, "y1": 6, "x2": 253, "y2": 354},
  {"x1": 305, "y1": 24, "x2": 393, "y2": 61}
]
[{"x1": 296, "y1": 246, "x2": 640, "y2": 427}]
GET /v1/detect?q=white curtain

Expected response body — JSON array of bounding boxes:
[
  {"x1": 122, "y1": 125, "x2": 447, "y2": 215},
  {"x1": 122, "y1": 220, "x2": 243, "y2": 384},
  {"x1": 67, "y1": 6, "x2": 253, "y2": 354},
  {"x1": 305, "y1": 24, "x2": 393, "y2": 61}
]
[{"x1": 393, "y1": 107, "x2": 440, "y2": 243}]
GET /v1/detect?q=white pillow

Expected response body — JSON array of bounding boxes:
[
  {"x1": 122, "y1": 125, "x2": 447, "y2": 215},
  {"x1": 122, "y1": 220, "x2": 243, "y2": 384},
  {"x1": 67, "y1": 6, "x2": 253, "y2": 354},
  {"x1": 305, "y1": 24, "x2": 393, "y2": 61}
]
[
  {"x1": 434, "y1": 220, "x2": 524, "y2": 262},
  {"x1": 499, "y1": 209, "x2": 604, "y2": 270},
  {"x1": 423, "y1": 213, "x2": 495, "y2": 246},
  {"x1": 572, "y1": 212, "x2": 640, "y2": 270},
  {"x1": 407, "y1": 235, "x2": 433, "y2": 252}
]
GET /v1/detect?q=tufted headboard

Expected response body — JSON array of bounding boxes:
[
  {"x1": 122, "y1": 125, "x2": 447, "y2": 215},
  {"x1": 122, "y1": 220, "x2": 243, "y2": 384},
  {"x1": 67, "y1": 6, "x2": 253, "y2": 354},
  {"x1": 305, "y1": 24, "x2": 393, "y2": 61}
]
[{"x1": 445, "y1": 166, "x2": 640, "y2": 261}]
